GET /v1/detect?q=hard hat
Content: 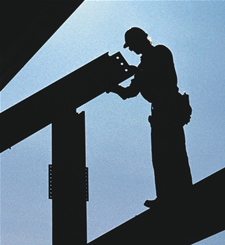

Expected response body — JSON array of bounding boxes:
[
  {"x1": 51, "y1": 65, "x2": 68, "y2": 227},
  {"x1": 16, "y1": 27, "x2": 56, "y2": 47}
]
[{"x1": 123, "y1": 27, "x2": 148, "y2": 48}]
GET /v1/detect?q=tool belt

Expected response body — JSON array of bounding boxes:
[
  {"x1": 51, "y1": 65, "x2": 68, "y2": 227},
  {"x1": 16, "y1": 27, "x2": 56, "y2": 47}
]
[{"x1": 149, "y1": 92, "x2": 192, "y2": 126}]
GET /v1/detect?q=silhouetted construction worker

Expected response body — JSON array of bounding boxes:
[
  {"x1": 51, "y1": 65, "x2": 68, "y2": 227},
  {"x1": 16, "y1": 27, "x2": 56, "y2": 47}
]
[{"x1": 108, "y1": 27, "x2": 192, "y2": 207}]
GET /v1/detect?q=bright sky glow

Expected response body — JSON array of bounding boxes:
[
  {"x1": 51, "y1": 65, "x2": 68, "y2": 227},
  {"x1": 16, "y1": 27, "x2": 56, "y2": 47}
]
[{"x1": 1, "y1": 1, "x2": 225, "y2": 244}]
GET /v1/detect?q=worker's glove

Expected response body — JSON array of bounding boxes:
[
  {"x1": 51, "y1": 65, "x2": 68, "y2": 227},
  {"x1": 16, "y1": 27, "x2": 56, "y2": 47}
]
[
  {"x1": 105, "y1": 82, "x2": 120, "y2": 94},
  {"x1": 129, "y1": 65, "x2": 139, "y2": 74}
]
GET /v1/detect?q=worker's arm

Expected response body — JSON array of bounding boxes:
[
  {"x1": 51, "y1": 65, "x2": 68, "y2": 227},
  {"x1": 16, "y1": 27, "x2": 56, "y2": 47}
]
[
  {"x1": 106, "y1": 67, "x2": 141, "y2": 100},
  {"x1": 106, "y1": 79, "x2": 139, "y2": 100}
]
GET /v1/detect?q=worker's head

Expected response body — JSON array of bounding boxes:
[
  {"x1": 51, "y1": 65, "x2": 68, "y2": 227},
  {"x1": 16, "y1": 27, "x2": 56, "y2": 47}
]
[{"x1": 123, "y1": 27, "x2": 151, "y2": 54}]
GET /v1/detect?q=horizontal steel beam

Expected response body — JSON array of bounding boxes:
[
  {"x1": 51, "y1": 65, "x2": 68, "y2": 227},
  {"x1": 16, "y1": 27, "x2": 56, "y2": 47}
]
[
  {"x1": 89, "y1": 168, "x2": 225, "y2": 245},
  {"x1": 0, "y1": 52, "x2": 134, "y2": 153}
]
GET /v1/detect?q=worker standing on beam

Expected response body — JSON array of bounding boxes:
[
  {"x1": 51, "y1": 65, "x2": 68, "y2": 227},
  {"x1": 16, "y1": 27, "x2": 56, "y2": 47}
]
[{"x1": 107, "y1": 27, "x2": 193, "y2": 207}]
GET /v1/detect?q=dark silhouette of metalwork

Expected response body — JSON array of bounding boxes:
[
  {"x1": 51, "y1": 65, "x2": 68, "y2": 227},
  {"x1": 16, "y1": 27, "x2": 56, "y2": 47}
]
[
  {"x1": 52, "y1": 111, "x2": 87, "y2": 244},
  {"x1": 0, "y1": 52, "x2": 134, "y2": 153},
  {"x1": 1, "y1": 5, "x2": 224, "y2": 242},
  {"x1": 1, "y1": 48, "x2": 224, "y2": 244},
  {"x1": 89, "y1": 168, "x2": 225, "y2": 245},
  {"x1": 0, "y1": 0, "x2": 84, "y2": 91},
  {"x1": 0, "y1": 51, "x2": 135, "y2": 245}
]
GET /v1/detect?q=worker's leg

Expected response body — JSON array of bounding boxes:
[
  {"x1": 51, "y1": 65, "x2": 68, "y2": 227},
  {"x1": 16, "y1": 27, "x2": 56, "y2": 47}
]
[{"x1": 151, "y1": 124, "x2": 192, "y2": 202}]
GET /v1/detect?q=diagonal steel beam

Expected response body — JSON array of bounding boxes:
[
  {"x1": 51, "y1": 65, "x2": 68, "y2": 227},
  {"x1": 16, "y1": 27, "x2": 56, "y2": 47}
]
[
  {"x1": 88, "y1": 168, "x2": 225, "y2": 245},
  {"x1": 0, "y1": 0, "x2": 84, "y2": 91},
  {"x1": 0, "y1": 52, "x2": 134, "y2": 153}
]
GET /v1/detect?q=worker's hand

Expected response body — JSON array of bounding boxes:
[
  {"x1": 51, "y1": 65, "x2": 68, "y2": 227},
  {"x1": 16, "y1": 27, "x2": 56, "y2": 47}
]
[
  {"x1": 129, "y1": 65, "x2": 139, "y2": 74},
  {"x1": 105, "y1": 82, "x2": 120, "y2": 94}
]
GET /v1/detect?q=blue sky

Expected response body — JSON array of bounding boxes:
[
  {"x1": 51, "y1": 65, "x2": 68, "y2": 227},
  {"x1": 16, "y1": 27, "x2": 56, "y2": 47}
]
[{"x1": 1, "y1": 1, "x2": 225, "y2": 244}]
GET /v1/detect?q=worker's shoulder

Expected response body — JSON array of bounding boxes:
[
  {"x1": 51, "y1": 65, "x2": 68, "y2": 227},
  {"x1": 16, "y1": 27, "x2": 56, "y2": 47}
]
[{"x1": 154, "y1": 44, "x2": 172, "y2": 56}]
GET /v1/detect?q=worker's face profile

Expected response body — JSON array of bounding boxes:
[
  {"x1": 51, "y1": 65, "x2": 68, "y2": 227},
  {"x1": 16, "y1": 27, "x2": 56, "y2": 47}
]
[
  {"x1": 129, "y1": 46, "x2": 142, "y2": 55},
  {"x1": 127, "y1": 41, "x2": 142, "y2": 55}
]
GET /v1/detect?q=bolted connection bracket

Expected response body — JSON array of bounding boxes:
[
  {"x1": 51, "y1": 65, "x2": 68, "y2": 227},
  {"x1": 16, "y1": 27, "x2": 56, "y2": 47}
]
[
  {"x1": 49, "y1": 164, "x2": 53, "y2": 199},
  {"x1": 85, "y1": 167, "x2": 89, "y2": 202}
]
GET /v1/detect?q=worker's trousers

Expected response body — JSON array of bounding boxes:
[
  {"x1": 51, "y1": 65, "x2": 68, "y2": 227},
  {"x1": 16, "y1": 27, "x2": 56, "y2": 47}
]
[{"x1": 150, "y1": 117, "x2": 193, "y2": 201}]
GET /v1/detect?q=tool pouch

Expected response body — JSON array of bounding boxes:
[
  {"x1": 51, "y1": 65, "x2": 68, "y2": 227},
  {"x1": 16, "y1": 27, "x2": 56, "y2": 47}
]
[
  {"x1": 149, "y1": 92, "x2": 192, "y2": 127},
  {"x1": 178, "y1": 92, "x2": 192, "y2": 125}
]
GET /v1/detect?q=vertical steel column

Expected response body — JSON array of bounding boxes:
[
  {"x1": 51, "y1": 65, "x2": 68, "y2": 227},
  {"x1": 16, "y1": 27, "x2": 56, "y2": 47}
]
[{"x1": 52, "y1": 110, "x2": 87, "y2": 245}]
